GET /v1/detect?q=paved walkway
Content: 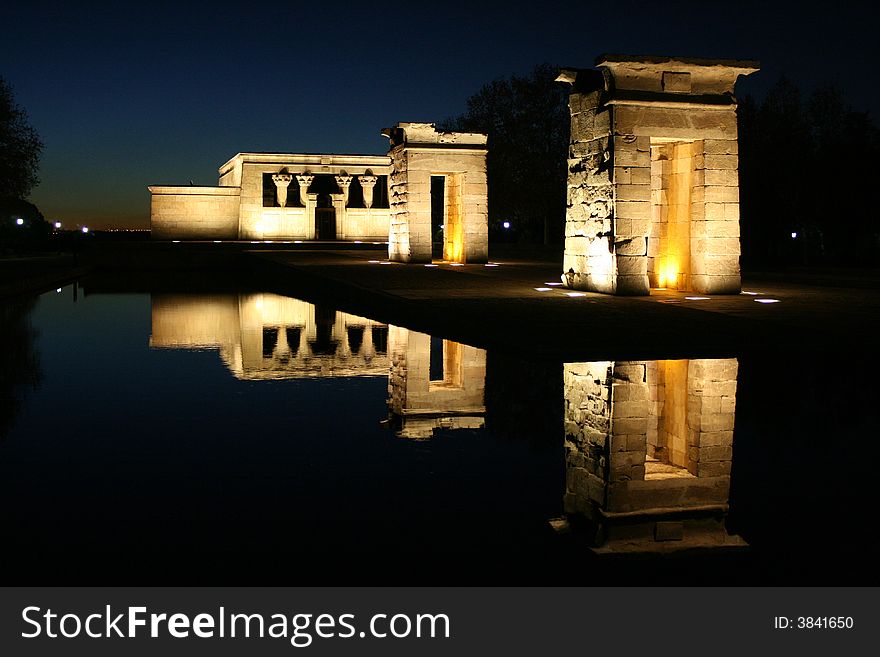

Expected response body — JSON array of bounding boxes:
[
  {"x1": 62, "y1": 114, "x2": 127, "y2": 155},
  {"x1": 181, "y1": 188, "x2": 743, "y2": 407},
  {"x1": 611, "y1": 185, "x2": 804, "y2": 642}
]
[{"x1": 250, "y1": 248, "x2": 879, "y2": 360}]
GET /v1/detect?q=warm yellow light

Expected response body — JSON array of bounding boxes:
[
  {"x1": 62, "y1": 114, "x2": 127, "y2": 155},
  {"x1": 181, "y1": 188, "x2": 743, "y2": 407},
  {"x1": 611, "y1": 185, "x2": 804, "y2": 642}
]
[{"x1": 658, "y1": 261, "x2": 679, "y2": 289}]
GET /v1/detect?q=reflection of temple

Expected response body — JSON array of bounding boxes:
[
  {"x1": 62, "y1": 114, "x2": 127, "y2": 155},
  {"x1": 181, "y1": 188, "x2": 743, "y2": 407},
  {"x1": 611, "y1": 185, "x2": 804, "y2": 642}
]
[
  {"x1": 386, "y1": 327, "x2": 486, "y2": 439},
  {"x1": 150, "y1": 293, "x2": 390, "y2": 379},
  {"x1": 149, "y1": 294, "x2": 488, "y2": 435},
  {"x1": 564, "y1": 358, "x2": 746, "y2": 552}
]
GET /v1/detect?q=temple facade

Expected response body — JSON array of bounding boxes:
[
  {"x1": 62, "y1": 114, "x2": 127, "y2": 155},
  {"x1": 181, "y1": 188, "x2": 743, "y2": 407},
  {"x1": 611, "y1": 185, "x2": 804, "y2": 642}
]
[
  {"x1": 148, "y1": 123, "x2": 489, "y2": 264},
  {"x1": 149, "y1": 152, "x2": 393, "y2": 243}
]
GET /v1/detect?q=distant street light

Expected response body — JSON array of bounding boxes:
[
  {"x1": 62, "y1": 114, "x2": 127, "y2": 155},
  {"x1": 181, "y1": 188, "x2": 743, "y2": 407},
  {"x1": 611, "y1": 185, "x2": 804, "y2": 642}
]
[
  {"x1": 502, "y1": 221, "x2": 511, "y2": 229},
  {"x1": 791, "y1": 231, "x2": 798, "y2": 239},
  {"x1": 81, "y1": 226, "x2": 89, "y2": 233},
  {"x1": 16, "y1": 217, "x2": 24, "y2": 225},
  {"x1": 54, "y1": 221, "x2": 62, "y2": 229}
]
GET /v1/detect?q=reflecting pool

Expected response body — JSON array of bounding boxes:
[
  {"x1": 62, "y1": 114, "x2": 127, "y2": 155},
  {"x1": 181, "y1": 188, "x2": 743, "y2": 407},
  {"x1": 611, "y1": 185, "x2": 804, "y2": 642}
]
[{"x1": 1, "y1": 281, "x2": 878, "y2": 584}]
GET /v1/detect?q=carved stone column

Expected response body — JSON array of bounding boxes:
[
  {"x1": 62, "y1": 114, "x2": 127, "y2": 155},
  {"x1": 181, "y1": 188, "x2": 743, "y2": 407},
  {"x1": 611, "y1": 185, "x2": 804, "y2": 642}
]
[
  {"x1": 334, "y1": 175, "x2": 353, "y2": 205},
  {"x1": 296, "y1": 174, "x2": 316, "y2": 239},
  {"x1": 272, "y1": 172, "x2": 293, "y2": 208},
  {"x1": 295, "y1": 174, "x2": 314, "y2": 206},
  {"x1": 359, "y1": 175, "x2": 377, "y2": 209}
]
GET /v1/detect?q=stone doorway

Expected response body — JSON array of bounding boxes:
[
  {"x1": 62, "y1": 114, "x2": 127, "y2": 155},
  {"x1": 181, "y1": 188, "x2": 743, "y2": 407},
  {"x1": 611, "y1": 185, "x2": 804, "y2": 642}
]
[
  {"x1": 431, "y1": 176, "x2": 445, "y2": 259},
  {"x1": 315, "y1": 195, "x2": 336, "y2": 240},
  {"x1": 428, "y1": 174, "x2": 465, "y2": 262},
  {"x1": 649, "y1": 140, "x2": 699, "y2": 290}
]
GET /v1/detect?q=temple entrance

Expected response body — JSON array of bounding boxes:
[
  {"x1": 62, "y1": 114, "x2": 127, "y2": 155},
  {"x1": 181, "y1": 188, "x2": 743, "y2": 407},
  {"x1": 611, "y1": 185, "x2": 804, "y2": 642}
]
[
  {"x1": 315, "y1": 194, "x2": 336, "y2": 240},
  {"x1": 430, "y1": 176, "x2": 445, "y2": 259},
  {"x1": 430, "y1": 173, "x2": 465, "y2": 262},
  {"x1": 649, "y1": 140, "x2": 698, "y2": 290}
]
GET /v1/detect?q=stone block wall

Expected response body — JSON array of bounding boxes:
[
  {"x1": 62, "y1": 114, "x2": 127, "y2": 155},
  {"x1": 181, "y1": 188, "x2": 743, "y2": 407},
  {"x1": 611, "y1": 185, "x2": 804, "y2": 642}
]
[
  {"x1": 388, "y1": 146, "x2": 420, "y2": 262},
  {"x1": 149, "y1": 186, "x2": 240, "y2": 240},
  {"x1": 690, "y1": 139, "x2": 742, "y2": 293},
  {"x1": 341, "y1": 208, "x2": 391, "y2": 242},
  {"x1": 563, "y1": 91, "x2": 617, "y2": 294}
]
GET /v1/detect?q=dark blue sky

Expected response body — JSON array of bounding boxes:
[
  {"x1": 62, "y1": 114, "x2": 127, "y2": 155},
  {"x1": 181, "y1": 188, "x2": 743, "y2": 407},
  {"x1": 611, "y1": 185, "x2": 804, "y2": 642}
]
[{"x1": 3, "y1": 0, "x2": 877, "y2": 228}]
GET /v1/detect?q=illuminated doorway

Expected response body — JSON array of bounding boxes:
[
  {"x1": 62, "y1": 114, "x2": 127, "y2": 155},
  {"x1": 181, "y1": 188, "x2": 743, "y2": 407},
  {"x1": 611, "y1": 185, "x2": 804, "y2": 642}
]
[
  {"x1": 430, "y1": 173, "x2": 465, "y2": 263},
  {"x1": 649, "y1": 140, "x2": 697, "y2": 290}
]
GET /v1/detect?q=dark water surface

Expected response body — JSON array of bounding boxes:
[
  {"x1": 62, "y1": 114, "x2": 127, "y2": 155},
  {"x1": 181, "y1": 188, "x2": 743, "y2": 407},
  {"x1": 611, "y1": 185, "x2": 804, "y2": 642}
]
[{"x1": 1, "y1": 280, "x2": 877, "y2": 585}]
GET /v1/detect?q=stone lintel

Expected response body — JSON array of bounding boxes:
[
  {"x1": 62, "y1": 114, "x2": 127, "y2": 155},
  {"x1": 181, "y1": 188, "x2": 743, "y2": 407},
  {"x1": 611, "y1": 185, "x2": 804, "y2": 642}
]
[
  {"x1": 381, "y1": 122, "x2": 488, "y2": 149},
  {"x1": 606, "y1": 90, "x2": 737, "y2": 109},
  {"x1": 595, "y1": 53, "x2": 760, "y2": 74}
]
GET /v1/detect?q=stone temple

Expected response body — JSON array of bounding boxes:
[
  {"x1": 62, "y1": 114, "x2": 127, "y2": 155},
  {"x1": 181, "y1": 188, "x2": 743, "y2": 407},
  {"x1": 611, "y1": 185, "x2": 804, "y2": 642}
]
[
  {"x1": 558, "y1": 55, "x2": 759, "y2": 294},
  {"x1": 149, "y1": 122, "x2": 488, "y2": 264}
]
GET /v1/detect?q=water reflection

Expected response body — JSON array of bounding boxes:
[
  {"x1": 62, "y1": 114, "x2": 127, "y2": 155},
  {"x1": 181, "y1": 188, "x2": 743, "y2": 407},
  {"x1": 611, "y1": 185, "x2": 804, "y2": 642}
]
[
  {"x1": 150, "y1": 293, "x2": 390, "y2": 379},
  {"x1": 149, "y1": 293, "x2": 487, "y2": 439},
  {"x1": 563, "y1": 359, "x2": 746, "y2": 553},
  {"x1": 4, "y1": 283, "x2": 878, "y2": 583},
  {"x1": 0, "y1": 298, "x2": 42, "y2": 439},
  {"x1": 149, "y1": 293, "x2": 744, "y2": 552},
  {"x1": 386, "y1": 328, "x2": 486, "y2": 439}
]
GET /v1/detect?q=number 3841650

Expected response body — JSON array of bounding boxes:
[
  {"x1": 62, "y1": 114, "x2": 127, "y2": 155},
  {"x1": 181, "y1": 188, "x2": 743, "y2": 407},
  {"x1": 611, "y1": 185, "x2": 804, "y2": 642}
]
[{"x1": 774, "y1": 617, "x2": 854, "y2": 629}]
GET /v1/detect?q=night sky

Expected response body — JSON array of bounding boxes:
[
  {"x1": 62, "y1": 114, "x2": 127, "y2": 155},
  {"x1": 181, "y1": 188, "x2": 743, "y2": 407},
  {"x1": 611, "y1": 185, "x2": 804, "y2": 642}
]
[{"x1": 3, "y1": 1, "x2": 877, "y2": 229}]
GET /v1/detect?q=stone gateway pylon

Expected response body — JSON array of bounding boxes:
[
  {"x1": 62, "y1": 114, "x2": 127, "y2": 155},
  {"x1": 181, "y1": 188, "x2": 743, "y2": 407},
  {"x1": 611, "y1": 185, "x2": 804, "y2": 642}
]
[
  {"x1": 382, "y1": 123, "x2": 489, "y2": 264},
  {"x1": 557, "y1": 55, "x2": 759, "y2": 295}
]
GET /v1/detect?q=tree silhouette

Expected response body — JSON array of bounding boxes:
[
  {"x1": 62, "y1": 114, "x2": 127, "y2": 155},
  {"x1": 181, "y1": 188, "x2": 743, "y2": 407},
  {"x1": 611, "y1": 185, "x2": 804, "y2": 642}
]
[
  {"x1": 442, "y1": 64, "x2": 569, "y2": 244},
  {"x1": 739, "y1": 78, "x2": 880, "y2": 266},
  {"x1": 0, "y1": 76, "x2": 43, "y2": 200}
]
